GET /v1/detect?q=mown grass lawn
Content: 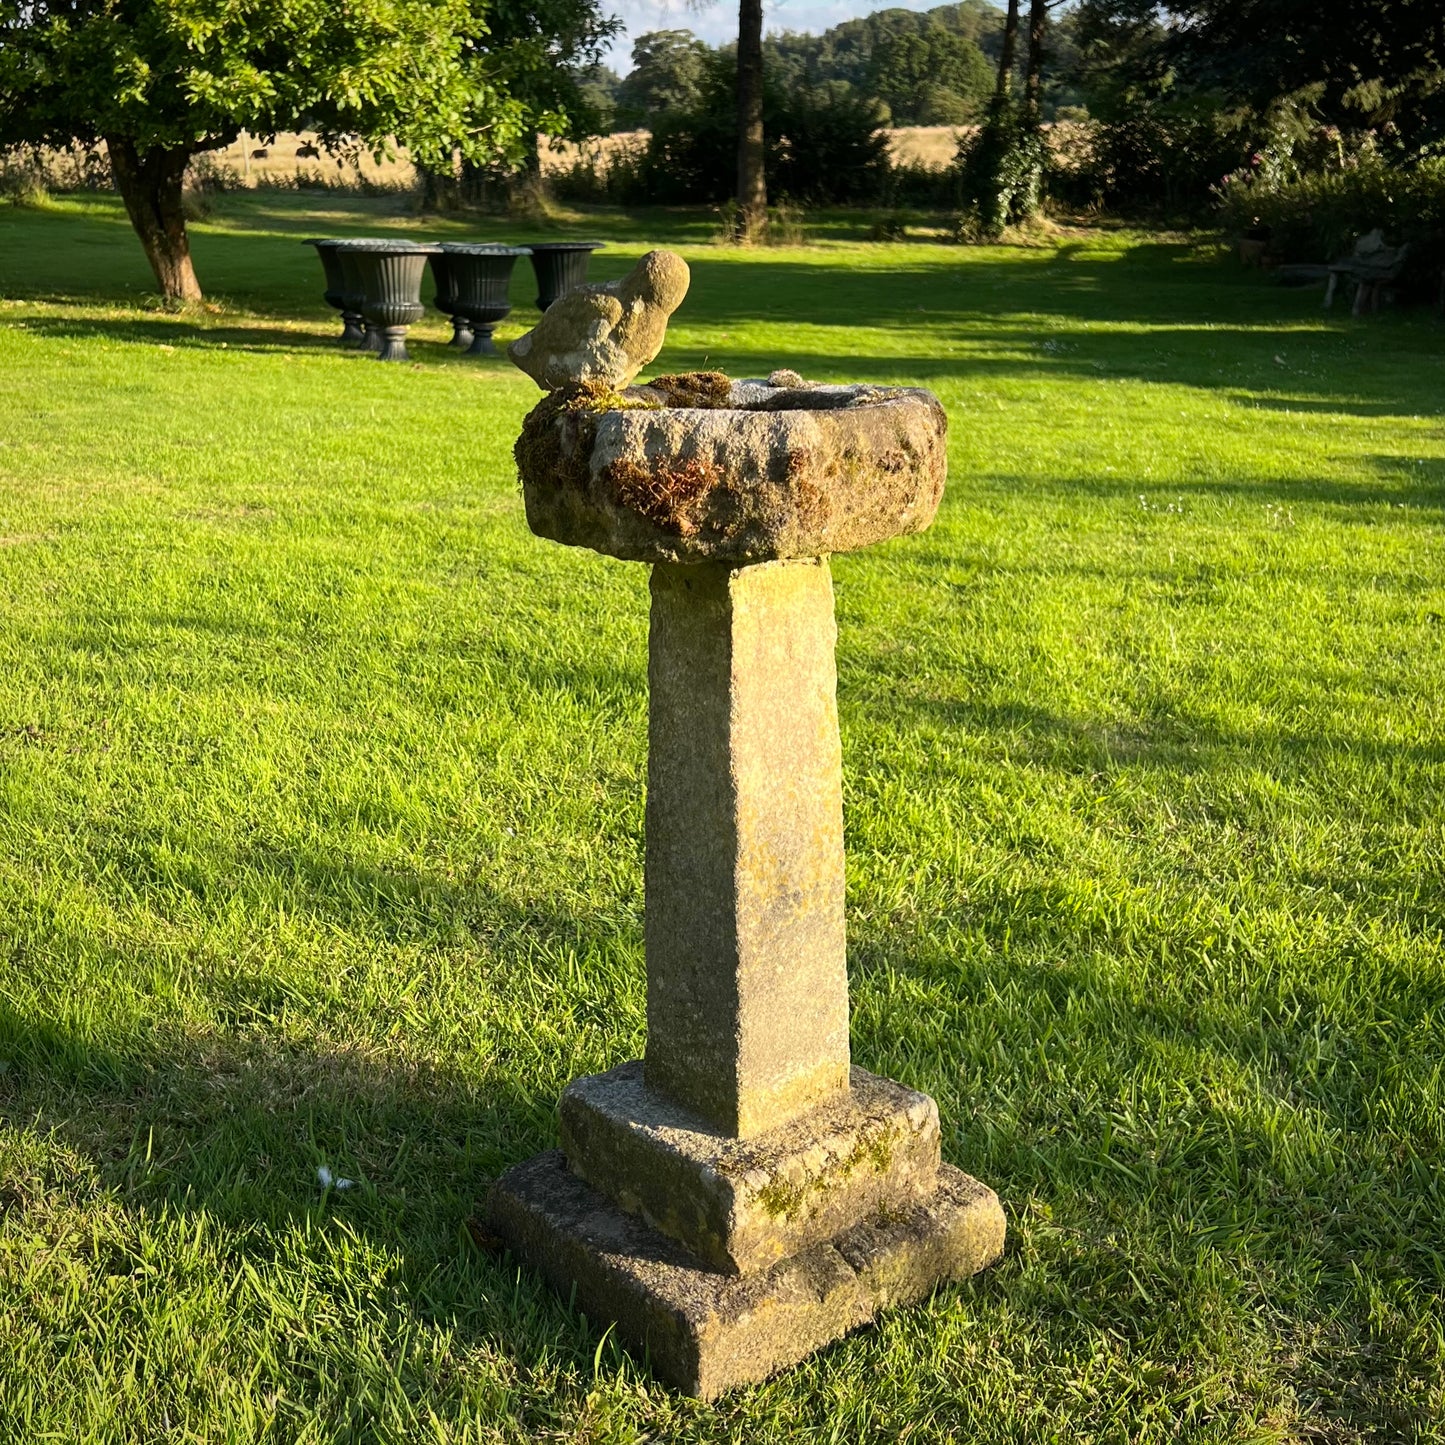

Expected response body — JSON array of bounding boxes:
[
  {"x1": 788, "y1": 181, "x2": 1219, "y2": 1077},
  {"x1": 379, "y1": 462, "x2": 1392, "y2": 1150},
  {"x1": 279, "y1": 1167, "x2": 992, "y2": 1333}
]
[{"x1": 0, "y1": 191, "x2": 1442, "y2": 1444}]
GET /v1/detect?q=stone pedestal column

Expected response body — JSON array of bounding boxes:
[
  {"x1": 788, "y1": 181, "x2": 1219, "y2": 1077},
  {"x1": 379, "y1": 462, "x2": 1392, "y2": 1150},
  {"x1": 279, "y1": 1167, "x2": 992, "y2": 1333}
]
[
  {"x1": 645, "y1": 559, "x2": 850, "y2": 1137},
  {"x1": 490, "y1": 373, "x2": 1005, "y2": 1398}
]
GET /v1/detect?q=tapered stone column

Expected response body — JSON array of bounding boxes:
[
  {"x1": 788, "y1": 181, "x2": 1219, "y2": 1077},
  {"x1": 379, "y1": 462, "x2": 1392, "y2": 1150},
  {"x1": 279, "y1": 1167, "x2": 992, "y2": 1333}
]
[
  {"x1": 644, "y1": 558, "x2": 850, "y2": 1137},
  {"x1": 489, "y1": 371, "x2": 1005, "y2": 1398}
]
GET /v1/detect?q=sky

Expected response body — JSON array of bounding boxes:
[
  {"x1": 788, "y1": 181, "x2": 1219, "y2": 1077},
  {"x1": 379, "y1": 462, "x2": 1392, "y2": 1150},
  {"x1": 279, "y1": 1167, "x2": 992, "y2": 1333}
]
[{"x1": 599, "y1": 0, "x2": 949, "y2": 70}]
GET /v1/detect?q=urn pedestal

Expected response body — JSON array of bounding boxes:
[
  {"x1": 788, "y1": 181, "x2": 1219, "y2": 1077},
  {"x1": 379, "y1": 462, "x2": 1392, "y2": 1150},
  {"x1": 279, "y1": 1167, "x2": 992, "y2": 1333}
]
[{"x1": 427, "y1": 250, "x2": 473, "y2": 349}]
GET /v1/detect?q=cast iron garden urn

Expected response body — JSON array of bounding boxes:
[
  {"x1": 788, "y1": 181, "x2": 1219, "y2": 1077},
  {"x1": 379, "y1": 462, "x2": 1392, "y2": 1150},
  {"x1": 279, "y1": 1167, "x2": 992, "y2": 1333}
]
[
  {"x1": 339, "y1": 239, "x2": 439, "y2": 362},
  {"x1": 333, "y1": 239, "x2": 399, "y2": 353},
  {"x1": 302, "y1": 238, "x2": 364, "y2": 346},
  {"x1": 525, "y1": 240, "x2": 603, "y2": 311},
  {"x1": 486, "y1": 250, "x2": 1006, "y2": 1397},
  {"x1": 427, "y1": 249, "x2": 473, "y2": 350},
  {"x1": 442, "y1": 243, "x2": 531, "y2": 356}
]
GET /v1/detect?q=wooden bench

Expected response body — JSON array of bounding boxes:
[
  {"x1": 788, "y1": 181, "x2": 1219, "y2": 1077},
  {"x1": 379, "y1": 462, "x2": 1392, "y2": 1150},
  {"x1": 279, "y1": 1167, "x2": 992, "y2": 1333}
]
[{"x1": 1324, "y1": 230, "x2": 1410, "y2": 315}]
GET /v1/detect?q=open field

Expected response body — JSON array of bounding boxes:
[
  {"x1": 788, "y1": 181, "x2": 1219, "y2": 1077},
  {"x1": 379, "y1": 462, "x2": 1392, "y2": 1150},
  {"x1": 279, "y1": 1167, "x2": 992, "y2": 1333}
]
[
  {"x1": 15, "y1": 127, "x2": 966, "y2": 195},
  {"x1": 0, "y1": 192, "x2": 1443, "y2": 1443}
]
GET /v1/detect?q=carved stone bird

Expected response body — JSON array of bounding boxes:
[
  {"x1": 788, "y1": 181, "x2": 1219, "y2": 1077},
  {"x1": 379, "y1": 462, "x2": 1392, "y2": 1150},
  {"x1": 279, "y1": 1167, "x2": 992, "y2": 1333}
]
[{"x1": 508, "y1": 249, "x2": 690, "y2": 392}]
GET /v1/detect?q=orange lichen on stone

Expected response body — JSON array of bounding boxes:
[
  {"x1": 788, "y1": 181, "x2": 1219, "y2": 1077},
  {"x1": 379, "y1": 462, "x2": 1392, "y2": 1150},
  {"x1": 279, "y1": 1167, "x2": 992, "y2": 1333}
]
[{"x1": 604, "y1": 453, "x2": 721, "y2": 535}]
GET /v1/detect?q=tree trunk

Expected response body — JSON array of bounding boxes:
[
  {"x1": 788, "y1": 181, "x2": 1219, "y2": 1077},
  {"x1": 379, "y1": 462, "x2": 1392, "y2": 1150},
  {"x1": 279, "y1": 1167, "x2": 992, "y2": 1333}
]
[
  {"x1": 1024, "y1": 0, "x2": 1047, "y2": 125},
  {"x1": 1015, "y1": 0, "x2": 1048, "y2": 220},
  {"x1": 994, "y1": 0, "x2": 1021, "y2": 99},
  {"x1": 107, "y1": 136, "x2": 202, "y2": 302},
  {"x1": 509, "y1": 131, "x2": 546, "y2": 214},
  {"x1": 735, "y1": 0, "x2": 767, "y2": 241}
]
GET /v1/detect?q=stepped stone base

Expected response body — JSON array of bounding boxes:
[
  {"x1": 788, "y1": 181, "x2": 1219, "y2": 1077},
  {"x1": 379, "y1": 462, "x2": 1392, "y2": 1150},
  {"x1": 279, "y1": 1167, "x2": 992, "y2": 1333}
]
[
  {"x1": 561, "y1": 1063, "x2": 942, "y2": 1274},
  {"x1": 487, "y1": 1150, "x2": 1005, "y2": 1400}
]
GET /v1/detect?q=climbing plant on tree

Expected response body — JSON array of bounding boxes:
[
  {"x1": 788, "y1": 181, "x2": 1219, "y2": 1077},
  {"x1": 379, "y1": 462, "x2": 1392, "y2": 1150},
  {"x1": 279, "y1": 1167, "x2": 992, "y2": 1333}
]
[
  {"x1": 958, "y1": 0, "x2": 1063, "y2": 236},
  {"x1": 0, "y1": 0, "x2": 525, "y2": 301}
]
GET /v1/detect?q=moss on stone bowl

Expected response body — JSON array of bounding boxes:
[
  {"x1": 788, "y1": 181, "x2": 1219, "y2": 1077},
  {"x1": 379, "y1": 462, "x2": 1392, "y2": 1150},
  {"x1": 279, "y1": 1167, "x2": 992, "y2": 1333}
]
[{"x1": 514, "y1": 372, "x2": 948, "y2": 564}]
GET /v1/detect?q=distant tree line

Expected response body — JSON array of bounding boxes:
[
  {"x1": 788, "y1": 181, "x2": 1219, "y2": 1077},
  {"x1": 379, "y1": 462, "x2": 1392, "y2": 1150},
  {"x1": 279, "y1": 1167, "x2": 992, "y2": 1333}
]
[
  {"x1": 556, "y1": 3, "x2": 1088, "y2": 214},
  {"x1": 4, "y1": 0, "x2": 1442, "y2": 289},
  {"x1": 586, "y1": 3, "x2": 1084, "y2": 134},
  {"x1": 557, "y1": 0, "x2": 1444, "y2": 265}
]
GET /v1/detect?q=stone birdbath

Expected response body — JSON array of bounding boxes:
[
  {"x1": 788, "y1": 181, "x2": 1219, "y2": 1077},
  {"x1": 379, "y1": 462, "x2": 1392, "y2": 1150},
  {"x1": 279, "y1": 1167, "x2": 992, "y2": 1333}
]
[{"x1": 487, "y1": 251, "x2": 1004, "y2": 1398}]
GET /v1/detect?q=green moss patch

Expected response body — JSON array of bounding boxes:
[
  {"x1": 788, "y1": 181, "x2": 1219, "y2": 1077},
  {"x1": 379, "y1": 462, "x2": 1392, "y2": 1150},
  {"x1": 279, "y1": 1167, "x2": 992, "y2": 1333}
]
[
  {"x1": 756, "y1": 1128, "x2": 898, "y2": 1222},
  {"x1": 514, "y1": 380, "x2": 661, "y2": 493},
  {"x1": 646, "y1": 371, "x2": 734, "y2": 409}
]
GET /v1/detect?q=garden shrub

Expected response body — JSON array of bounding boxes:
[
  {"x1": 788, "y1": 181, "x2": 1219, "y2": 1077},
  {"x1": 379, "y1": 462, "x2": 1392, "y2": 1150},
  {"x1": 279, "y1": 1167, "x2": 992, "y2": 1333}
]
[
  {"x1": 882, "y1": 157, "x2": 956, "y2": 209},
  {"x1": 711, "y1": 198, "x2": 808, "y2": 245},
  {"x1": 548, "y1": 138, "x2": 649, "y2": 205},
  {"x1": 1216, "y1": 146, "x2": 1445, "y2": 295},
  {"x1": 0, "y1": 149, "x2": 49, "y2": 207},
  {"x1": 1043, "y1": 92, "x2": 1250, "y2": 221},
  {"x1": 1, "y1": 143, "x2": 110, "y2": 204}
]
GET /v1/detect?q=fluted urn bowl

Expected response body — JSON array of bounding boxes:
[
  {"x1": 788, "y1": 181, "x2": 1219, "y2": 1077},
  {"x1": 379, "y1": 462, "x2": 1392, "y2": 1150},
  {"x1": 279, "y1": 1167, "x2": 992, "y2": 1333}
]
[
  {"x1": 443, "y1": 244, "x2": 531, "y2": 356},
  {"x1": 333, "y1": 239, "x2": 408, "y2": 353},
  {"x1": 516, "y1": 373, "x2": 948, "y2": 564},
  {"x1": 526, "y1": 241, "x2": 603, "y2": 311},
  {"x1": 303, "y1": 239, "x2": 364, "y2": 346},
  {"x1": 340, "y1": 241, "x2": 440, "y2": 362}
]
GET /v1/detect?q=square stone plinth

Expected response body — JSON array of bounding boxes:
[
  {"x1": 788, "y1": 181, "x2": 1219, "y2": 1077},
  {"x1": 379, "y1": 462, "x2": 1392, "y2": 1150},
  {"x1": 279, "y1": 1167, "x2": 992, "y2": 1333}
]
[
  {"x1": 561, "y1": 1063, "x2": 942, "y2": 1274},
  {"x1": 487, "y1": 1150, "x2": 1005, "y2": 1399}
]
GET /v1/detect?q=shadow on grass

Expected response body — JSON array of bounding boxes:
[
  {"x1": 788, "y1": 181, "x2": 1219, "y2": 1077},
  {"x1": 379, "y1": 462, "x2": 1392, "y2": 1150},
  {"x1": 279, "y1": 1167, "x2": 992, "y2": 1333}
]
[
  {"x1": 8, "y1": 200, "x2": 1441, "y2": 419},
  {"x1": 847, "y1": 924, "x2": 1443, "y2": 1436},
  {"x1": 894, "y1": 466, "x2": 1445, "y2": 521},
  {"x1": 0, "y1": 876, "x2": 636, "y2": 1389},
  {"x1": 11, "y1": 312, "x2": 350, "y2": 355},
  {"x1": 2, "y1": 818, "x2": 1442, "y2": 1432}
]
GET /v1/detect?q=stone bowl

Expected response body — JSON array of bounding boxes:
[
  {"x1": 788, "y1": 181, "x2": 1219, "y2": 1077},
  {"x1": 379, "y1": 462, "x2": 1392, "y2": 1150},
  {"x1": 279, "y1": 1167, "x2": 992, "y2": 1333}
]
[{"x1": 515, "y1": 374, "x2": 948, "y2": 564}]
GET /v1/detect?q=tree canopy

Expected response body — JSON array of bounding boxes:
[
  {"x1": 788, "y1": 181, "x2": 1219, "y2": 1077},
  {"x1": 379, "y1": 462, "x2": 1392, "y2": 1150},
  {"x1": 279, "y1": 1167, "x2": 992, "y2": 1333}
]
[
  {"x1": 1074, "y1": 0, "x2": 1445, "y2": 146},
  {"x1": 614, "y1": 30, "x2": 713, "y2": 127},
  {"x1": 0, "y1": 0, "x2": 533, "y2": 298},
  {"x1": 767, "y1": 4, "x2": 1000, "y2": 125}
]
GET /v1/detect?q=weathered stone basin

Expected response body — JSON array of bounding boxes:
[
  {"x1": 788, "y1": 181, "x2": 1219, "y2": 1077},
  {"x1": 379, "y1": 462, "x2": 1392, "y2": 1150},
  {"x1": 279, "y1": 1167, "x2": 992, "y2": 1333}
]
[{"x1": 516, "y1": 373, "x2": 948, "y2": 564}]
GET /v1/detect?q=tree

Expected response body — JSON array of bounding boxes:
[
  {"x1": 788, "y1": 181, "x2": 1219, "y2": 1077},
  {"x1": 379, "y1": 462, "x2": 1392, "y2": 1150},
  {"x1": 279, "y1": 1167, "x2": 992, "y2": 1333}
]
[
  {"x1": 956, "y1": 0, "x2": 1071, "y2": 232},
  {"x1": 615, "y1": 30, "x2": 712, "y2": 125},
  {"x1": 0, "y1": 0, "x2": 524, "y2": 301},
  {"x1": 996, "y1": 0, "x2": 1023, "y2": 100},
  {"x1": 737, "y1": 0, "x2": 768, "y2": 238},
  {"x1": 865, "y1": 22, "x2": 993, "y2": 124},
  {"x1": 1075, "y1": 0, "x2": 1445, "y2": 146},
  {"x1": 574, "y1": 63, "x2": 622, "y2": 134},
  {"x1": 470, "y1": 0, "x2": 621, "y2": 204}
]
